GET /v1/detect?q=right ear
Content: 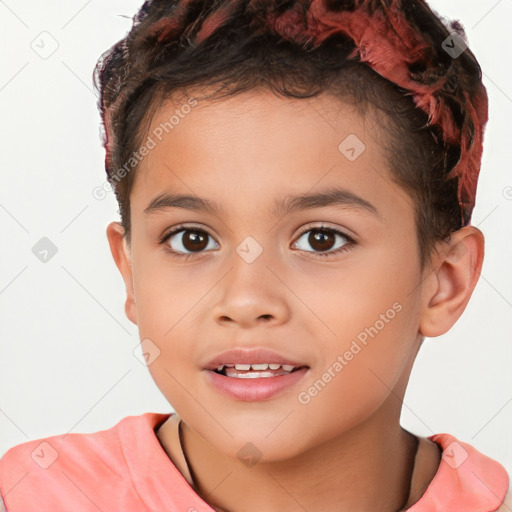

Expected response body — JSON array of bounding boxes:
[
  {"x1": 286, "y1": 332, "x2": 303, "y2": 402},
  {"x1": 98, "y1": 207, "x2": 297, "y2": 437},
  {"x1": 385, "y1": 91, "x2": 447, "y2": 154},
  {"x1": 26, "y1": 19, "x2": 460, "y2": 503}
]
[{"x1": 106, "y1": 221, "x2": 137, "y2": 325}]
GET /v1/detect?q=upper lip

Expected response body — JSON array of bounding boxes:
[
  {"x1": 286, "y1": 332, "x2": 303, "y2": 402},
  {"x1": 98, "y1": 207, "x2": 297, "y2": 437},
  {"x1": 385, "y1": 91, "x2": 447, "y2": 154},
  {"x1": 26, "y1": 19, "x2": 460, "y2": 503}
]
[{"x1": 203, "y1": 348, "x2": 308, "y2": 370}]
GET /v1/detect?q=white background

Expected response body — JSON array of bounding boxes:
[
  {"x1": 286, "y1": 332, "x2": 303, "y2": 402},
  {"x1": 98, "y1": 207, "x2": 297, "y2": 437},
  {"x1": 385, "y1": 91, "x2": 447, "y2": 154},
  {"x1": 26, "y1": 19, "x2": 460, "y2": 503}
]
[{"x1": 0, "y1": 0, "x2": 511, "y2": 474}]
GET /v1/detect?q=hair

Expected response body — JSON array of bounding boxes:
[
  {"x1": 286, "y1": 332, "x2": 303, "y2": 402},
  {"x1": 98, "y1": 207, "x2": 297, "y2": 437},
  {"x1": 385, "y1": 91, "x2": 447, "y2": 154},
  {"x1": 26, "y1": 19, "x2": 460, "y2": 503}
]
[{"x1": 93, "y1": 0, "x2": 488, "y2": 271}]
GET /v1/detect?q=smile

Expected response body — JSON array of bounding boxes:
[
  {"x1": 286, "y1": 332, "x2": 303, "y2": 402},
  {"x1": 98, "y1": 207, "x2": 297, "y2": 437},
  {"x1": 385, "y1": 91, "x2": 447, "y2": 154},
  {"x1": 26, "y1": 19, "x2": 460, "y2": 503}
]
[
  {"x1": 205, "y1": 365, "x2": 310, "y2": 401},
  {"x1": 215, "y1": 363, "x2": 301, "y2": 378}
]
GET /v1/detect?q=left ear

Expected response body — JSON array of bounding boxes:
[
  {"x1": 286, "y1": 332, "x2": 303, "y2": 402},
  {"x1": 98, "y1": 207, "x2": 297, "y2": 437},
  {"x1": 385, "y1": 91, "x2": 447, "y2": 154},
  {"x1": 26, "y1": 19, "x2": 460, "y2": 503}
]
[{"x1": 419, "y1": 225, "x2": 485, "y2": 338}]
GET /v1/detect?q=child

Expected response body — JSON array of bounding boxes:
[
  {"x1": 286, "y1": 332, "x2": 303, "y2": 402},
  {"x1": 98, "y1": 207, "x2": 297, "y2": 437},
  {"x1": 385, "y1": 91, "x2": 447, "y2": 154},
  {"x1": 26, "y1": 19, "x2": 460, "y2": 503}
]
[{"x1": 1, "y1": 0, "x2": 509, "y2": 510}]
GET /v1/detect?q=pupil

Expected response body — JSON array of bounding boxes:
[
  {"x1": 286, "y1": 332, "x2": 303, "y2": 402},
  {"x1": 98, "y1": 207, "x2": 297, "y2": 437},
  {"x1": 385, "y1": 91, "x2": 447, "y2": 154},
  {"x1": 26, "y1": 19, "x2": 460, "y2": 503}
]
[
  {"x1": 310, "y1": 230, "x2": 334, "y2": 251},
  {"x1": 183, "y1": 230, "x2": 207, "y2": 252}
]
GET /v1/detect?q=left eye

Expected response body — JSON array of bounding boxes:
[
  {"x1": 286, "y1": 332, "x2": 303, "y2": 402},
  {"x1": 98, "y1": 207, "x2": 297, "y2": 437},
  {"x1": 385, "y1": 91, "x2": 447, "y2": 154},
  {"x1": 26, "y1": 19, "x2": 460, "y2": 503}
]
[
  {"x1": 163, "y1": 228, "x2": 219, "y2": 254},
  {"x1": 293, "y1": 227, "x2": 353, "y2": 256}
]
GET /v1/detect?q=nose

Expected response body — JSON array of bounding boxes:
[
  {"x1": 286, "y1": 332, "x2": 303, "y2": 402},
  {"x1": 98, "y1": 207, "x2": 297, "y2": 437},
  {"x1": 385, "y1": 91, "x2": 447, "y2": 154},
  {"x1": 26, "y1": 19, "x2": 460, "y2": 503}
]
[{"x1": 212, "y1": 255, "x2": 290, "y2": 328}]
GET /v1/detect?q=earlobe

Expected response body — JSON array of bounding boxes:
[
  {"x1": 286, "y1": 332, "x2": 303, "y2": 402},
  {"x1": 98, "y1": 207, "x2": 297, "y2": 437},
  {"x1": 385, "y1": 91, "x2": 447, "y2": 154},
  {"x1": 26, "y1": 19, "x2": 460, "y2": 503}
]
[
  {"x1": 106, "y1": 221, "x2": 138, "y2": 326},
  {"x1": 419, "y1": 226, "x2": 484, "y2": 338}
]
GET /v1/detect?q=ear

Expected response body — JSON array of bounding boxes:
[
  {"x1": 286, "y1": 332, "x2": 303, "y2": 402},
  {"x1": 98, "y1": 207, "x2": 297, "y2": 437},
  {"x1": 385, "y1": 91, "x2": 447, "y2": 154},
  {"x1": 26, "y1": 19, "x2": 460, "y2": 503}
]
[
  {"x1": 419, "y1": 226, "x2": 484, "y2": 338},
  {"x1": 106, "y1": 221, "x2": 137, "y2": 325}
]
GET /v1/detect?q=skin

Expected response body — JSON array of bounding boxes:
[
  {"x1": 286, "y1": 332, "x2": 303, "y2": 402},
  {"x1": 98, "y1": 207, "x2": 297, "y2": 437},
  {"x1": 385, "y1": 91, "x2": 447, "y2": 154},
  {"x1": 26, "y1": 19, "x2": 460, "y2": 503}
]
[{"x1": 106, "y1": 88, "x2": 484, "y2": 512}]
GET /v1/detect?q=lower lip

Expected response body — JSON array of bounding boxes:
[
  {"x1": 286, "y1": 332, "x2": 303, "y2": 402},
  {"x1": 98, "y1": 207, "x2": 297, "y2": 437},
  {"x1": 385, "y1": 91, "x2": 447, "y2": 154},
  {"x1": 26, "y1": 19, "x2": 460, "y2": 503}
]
[{"x1": 204, "y1": 367, "x2": 309, "y2": 401}]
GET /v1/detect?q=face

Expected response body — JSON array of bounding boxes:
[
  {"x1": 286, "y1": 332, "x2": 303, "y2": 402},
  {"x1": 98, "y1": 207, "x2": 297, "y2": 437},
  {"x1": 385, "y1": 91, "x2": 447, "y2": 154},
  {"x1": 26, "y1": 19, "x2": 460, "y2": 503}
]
[{"x1": 109, "y1": 88, "x2": 436, "y2": 461}]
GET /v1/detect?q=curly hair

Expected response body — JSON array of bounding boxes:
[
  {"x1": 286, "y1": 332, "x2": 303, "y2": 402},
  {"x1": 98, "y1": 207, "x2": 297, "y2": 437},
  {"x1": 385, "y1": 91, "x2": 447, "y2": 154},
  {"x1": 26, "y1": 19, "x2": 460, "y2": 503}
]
[{"x1": 93, "y1": 0, "x2": 488, "y2": 270}]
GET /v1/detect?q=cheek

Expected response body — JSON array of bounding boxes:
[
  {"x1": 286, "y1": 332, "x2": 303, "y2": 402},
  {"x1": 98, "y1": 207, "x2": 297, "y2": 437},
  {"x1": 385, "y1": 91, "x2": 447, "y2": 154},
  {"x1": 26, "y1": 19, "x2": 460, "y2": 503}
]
[
  {"x1": 130, "y1": 248, "x2": 201, "y2": 336},
  {"x1": 304, "y1": 301, "x2": 411, "y2": 393},
  {"x1": 290, "y1": 303, "x2": 415, "y2": 452},
  {"x1": 292, "y1": 253, "x2": 419, "y2": 412},
  {"x1": 292, "y1": 248, "x2": 415, "y2": 348}
]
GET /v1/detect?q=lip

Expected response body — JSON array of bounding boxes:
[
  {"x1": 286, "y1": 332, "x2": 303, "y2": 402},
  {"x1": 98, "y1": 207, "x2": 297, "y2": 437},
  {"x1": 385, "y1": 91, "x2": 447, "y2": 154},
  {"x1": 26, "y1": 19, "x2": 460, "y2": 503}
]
[
  {"x1": 204, "y1": 366, "x2": 310, "y2": 401},
  {"x1": 203, "y1": 347, "x2": 308, "y2": 370}
]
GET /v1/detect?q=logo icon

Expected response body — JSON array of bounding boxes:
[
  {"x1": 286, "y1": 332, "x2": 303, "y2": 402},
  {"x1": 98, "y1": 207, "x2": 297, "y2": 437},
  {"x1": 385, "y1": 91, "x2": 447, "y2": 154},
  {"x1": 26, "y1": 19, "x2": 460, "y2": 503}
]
[
  {"x1": 31, "y1": 441, "x2": 59, "y2": 469},
  {"x1": 236, "y1": 236, "x2": 263, "y2": 264},
  {"x1": 32, "y1": 237, "x2": 58, "y2": 263},
  {"x1": 237, "y1": 442, "x2": 263, "y2": 468},
  {"x1": 30, "y1": 31, "x2": 59, "y2": 60},
  {"x1": 133, "y1": 338, "x2": 161, "y2": 366},
  {"x1": 442, "y1": 441, "x2": 469, "y2": 469},
  {"x1": 338, "y1": 134, "x2": 366, "y2": 161},
  {"x1": 442, "y1": 33, "x2": 468, "y2": 59}
]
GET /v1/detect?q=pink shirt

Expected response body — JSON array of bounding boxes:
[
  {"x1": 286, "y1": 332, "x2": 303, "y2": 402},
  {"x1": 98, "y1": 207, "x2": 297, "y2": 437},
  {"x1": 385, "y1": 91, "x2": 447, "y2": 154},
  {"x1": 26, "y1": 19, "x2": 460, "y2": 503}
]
[{"x1": 0, "y1": 412, "x2": 509, "y2": 511}]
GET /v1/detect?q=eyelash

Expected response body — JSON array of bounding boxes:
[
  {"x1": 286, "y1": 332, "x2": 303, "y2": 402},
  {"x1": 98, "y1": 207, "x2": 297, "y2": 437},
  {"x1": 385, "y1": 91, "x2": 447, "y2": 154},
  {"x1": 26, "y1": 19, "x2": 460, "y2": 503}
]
[{"x1": 159, "y1": 223, "x2": 355, "y2": 260}]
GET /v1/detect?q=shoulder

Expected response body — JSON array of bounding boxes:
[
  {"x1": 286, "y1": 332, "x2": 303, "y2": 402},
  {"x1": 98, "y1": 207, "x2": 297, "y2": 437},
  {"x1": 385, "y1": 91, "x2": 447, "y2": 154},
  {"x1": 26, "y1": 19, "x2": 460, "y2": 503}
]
[
  {"x1": 495, "y1": 465, "x2": 512, "y2": 512},
  {"x1": 1, "y1": 415, "x2": 125, "y2": 473},
  {"x1": 0, "y1": 412, "x2": 165, "y2": 465},
  {"x1": 409, "y1": 433, "x2": 510, "y2": 512},
  {"x1": 0, "y1": 412, "x2": 168, "y2": 510}
]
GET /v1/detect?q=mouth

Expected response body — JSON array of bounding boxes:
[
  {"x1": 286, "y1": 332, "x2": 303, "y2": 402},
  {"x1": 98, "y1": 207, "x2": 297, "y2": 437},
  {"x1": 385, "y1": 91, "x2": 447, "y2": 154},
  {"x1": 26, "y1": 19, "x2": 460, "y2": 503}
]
[
  {"x1": 212, "y1": 363, "x2": 308, "y2": 379},
  {"x1": 205, "y1": 364, "x2": 310, "y2": 401},
  {"x1": 203, "y1": 348, "x2": 310, "y2": 399}
]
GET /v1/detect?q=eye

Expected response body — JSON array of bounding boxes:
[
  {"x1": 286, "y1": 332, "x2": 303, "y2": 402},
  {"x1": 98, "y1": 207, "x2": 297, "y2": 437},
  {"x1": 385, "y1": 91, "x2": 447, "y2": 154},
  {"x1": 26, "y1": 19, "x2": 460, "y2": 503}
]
[
  {"x1": 160, "y1": 225, "x2": 219, "y2": 258},
  {"x1": 159, "y1": 223, "x2": 355, "y2": 260},
  {"x1": 293, "y1": 225, "x2": 354, "y2": 258}
]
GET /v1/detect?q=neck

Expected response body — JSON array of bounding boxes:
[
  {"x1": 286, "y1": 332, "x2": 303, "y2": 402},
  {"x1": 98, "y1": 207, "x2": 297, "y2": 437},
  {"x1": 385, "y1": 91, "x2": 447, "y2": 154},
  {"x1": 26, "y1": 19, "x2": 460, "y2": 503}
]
[{"x1": 179, "y1": 406, "x2": 419, "y2": 512}]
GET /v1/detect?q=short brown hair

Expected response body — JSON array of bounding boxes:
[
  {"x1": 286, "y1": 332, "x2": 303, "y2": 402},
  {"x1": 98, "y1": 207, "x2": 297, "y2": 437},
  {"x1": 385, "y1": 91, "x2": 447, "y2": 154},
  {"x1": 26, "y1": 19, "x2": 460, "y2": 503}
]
[{"x1": 93, "y1": 0, "x2": 488, "y2": 270}]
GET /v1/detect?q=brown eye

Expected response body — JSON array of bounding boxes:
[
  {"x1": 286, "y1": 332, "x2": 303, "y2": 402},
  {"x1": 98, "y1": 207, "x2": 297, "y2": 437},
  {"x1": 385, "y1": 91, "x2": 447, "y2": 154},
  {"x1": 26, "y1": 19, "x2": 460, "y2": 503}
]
[
  {"x1": 294, "y1": 227, "x2": 353, "y2": 257},
  {"x1": 308, "y1": 230, "x2": 336, "y2": 251},
  {"x1": 181, "y1": 230, "x2": 208, "y2": 251},
  {"x1": 164, "y1": 228, "x2": 219, "y2": 255}
]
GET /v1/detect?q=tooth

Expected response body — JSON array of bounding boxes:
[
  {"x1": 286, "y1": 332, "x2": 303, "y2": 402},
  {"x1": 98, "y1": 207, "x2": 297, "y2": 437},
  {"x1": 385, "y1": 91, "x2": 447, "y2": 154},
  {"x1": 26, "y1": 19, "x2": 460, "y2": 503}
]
[
  {"x1": 251, "y1": 363, "x2": 269, "y2": 370},
  {"x1": 282, "y1": 364, "x2": 295, "y2": 372},
  {"x1": 235, "y1": 372, "x2": 272, "y2": 379},
  {"x1": 225, "y1": 368, "x2": 287, "y2": 379},
  {"x1": 216, "y1": 365, "x2": 224, "y2": 371},
  {"x1": 234, "y1": 363, "x2": 251, "y2": 370},
  {"x1": 268, "y1": 363, "x2": 281, "y2": 370}
]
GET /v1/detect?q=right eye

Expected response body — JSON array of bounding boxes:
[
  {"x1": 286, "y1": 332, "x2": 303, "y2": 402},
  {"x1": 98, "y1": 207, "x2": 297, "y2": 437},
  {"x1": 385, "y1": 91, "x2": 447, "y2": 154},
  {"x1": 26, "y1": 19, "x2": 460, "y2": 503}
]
[{"x1": 160, "y1": 225, "x2": 220, "y2": 258}]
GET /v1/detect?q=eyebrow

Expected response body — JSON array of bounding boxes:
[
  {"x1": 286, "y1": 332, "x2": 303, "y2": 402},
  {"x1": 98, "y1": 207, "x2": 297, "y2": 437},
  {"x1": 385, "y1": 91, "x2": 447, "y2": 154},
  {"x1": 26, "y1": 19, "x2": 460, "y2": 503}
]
[{"x1": 144, "y1": 186, "x2": 381, "y2": 219}]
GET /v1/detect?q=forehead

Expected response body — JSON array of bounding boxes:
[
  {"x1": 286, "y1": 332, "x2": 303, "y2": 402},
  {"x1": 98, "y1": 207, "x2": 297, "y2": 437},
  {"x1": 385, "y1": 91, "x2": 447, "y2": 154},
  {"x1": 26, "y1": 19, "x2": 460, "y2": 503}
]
[{"x1": 130, "y1": 88, "x2": 414, "y2": 222}]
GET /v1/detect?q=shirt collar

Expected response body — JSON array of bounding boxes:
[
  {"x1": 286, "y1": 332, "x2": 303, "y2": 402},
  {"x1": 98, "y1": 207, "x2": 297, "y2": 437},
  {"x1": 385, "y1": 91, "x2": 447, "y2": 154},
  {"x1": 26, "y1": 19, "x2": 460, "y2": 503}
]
[
  {"x1": 406, "y1": 432, "x2": 509, "y2": 511},
  {"x1": 121, "y1": 414, "x2": 509, "y2": 512}
]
